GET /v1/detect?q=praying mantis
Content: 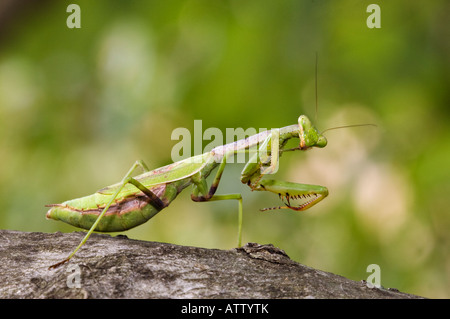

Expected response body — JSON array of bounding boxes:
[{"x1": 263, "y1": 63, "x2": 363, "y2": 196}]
[{"x1": 46, "y1": 115, "x2": 331, "y2": 269}]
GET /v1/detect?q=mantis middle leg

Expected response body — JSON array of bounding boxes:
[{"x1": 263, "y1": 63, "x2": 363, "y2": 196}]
[{"x1": 190, "y1": 152, "x2": 243, "y2": 247}]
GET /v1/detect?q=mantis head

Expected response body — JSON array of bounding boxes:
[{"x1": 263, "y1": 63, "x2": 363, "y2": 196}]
[{"x1": 298, "y1": 115, "x2": 327, "y2": 150}]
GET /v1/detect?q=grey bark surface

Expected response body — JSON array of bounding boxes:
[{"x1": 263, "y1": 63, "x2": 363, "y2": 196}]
[{"x1": 0, "y1": 229, "x2": 422, "y2": 299}]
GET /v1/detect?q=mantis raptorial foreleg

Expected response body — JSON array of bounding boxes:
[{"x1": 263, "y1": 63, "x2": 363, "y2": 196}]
[
  {"x1": 241, "y1": 128, "x2": 328, "y2": 211},
  {"x1": 241, "y1": 128, "x2": 281, "y2": 189},
  {"x1": 260, "y1": 128, "x2": 280, "y2": 176},
  {"x1": 256, "y1": 179, "x2": 328, "y2": 211},
  {"x1": 48, "y1": 160, "x2": 165, "y2": 269}
]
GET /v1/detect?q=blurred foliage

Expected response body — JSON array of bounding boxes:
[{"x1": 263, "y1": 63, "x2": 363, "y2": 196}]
[{"x1": 0, "y1": 0, "x2": 449, "y2": 298}]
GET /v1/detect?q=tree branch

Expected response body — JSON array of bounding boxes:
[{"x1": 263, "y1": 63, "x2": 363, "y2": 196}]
[{"x1": 0, "y1": 229, "x2": 422, "y2": 299}]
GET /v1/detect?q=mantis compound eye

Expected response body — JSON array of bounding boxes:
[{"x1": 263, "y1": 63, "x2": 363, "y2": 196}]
[{"x1": 316, "y1": 135, "x2": 327, "y2": 148}]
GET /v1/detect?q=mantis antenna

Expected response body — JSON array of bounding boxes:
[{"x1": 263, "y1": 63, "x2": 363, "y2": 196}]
[
  {"x1": 321, "y1": 123, "x2": 377, "y2": 135},
  {"x1": 315, "y1": 52, "x2": 319, "y2": 124},
  {"x1": 314, "y1": 53, "x2": 377, "y2": 134}
]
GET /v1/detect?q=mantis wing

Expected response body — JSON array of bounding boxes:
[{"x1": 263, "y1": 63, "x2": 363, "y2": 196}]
[{"x1": 97, "y1": 153, "x2": 213, "y2": 197}]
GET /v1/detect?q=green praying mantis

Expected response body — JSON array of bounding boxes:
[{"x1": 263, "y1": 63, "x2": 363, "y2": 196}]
[{"x1": 46, "y1": 115, "x2": 336, "y2": 269}]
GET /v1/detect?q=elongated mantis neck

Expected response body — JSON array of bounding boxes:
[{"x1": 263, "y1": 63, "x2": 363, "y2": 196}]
[{"x1": 212, "y1": 124, "x2": 300, "y2": 158}]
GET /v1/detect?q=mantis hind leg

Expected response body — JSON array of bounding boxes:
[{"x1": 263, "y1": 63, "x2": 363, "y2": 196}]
[{"x1": 48, "y1": 160, "x2": 163, "y2": 270}]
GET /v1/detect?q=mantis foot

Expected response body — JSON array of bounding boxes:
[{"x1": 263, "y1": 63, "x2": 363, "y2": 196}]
[{"x1": 48, "y1": 258, "x2": 70, "y2": 270}]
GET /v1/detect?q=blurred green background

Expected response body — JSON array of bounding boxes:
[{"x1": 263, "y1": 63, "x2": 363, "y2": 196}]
[{"x1": 1, "y1": 0, "x2": 449, "y2": 298}]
